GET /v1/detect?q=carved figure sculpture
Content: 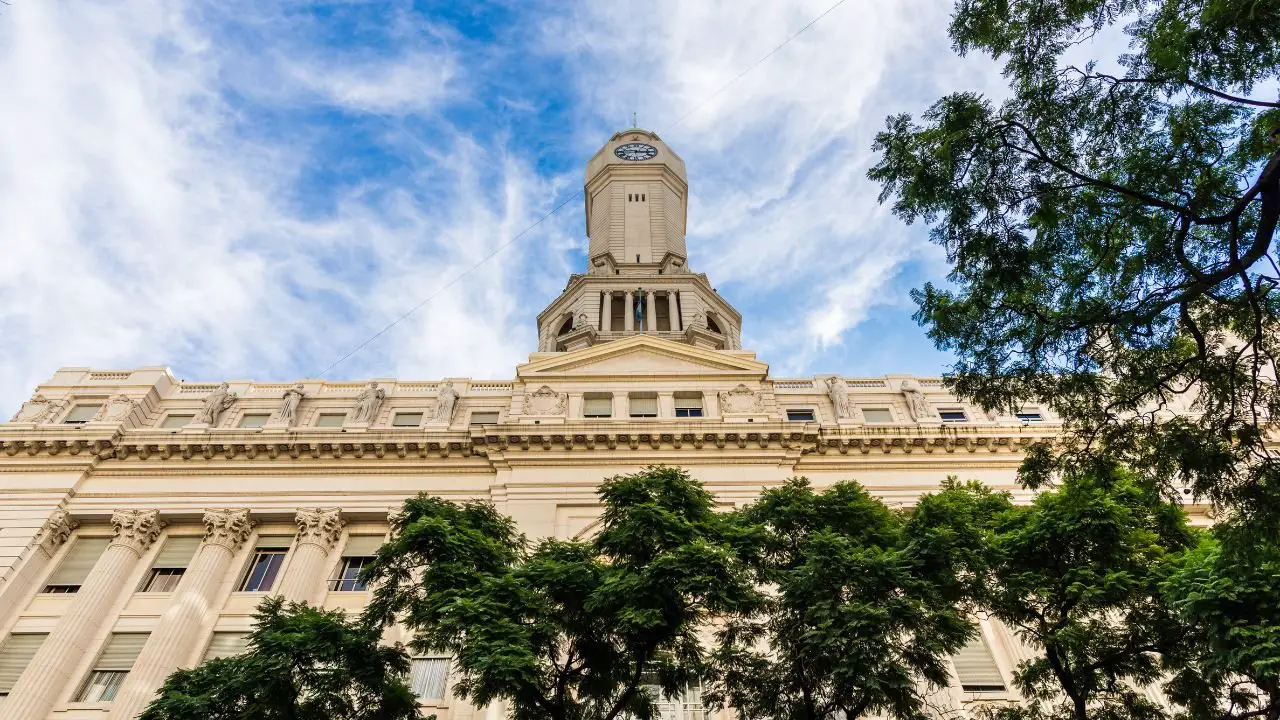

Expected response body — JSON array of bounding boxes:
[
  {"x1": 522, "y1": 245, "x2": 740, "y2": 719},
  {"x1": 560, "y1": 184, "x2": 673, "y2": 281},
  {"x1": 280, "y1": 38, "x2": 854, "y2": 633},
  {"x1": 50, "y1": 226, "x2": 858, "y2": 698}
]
[
  {"x1": 93, "y1": 394, "x2": 135, "y2": 422},
  {"x1": 900, "y1": 380, "x2": 934, "y2": 422},
  {"x1": 718, "y1": 384, "x2": 764, "y2": 414},
  {"x1": 826, "y1": 377, "x2": 853, "y2": 419},
  {"x1": 433, "y1": 382, "x2": 459, "y2": 423},
  {"x1": 525, "y1": 385, "x2": 567, "y2": 416},
  {"x1": 278, "y1": 383, "x2": 305, "y2": 427},
  {"x1": 984, "y1": 406, "x2": 1000, "y2": 422},
  {"x1": 195, "y1": 382, "x2": 236, "y2": 425},
  {"x1": 350, "y1": 382, "x2": 386, "y2": 424},
  {"x1": 11, "y1": 394, "x2": 57, "y2": 423},
  {"x1": 691, "y1": 311, "x2": 707, "y2": 330},
  {"x1": 576, "y1": 311, "x2": 591, "y2": 331}
]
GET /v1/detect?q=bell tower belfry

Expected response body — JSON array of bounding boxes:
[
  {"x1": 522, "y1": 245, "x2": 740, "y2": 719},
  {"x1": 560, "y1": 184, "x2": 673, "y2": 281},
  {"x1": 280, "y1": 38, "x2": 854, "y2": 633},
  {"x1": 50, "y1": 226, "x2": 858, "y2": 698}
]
[{"x1": 534, "y1": 128, "x2": 743, "y2": 354}]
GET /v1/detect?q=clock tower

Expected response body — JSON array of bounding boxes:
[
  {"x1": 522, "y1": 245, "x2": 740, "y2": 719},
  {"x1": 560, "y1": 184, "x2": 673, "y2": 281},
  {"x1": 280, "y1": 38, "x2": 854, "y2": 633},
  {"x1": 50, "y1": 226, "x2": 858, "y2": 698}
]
[{"x1": 535, "y1": 128, "x2": 742, "y2": 353}]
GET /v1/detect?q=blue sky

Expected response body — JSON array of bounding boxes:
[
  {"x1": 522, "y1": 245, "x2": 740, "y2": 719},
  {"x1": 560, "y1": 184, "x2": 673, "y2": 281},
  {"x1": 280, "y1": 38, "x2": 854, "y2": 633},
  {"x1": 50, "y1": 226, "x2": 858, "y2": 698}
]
[{"x1": 0, "y1": 0, "x2": 1014, "y2": 414}]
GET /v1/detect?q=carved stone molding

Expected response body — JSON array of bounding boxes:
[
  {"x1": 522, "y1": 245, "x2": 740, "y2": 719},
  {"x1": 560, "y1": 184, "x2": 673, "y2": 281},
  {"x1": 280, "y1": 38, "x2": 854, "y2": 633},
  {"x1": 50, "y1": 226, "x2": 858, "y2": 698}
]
[
  {"x1": 294, "y1": 507, "x2": 345, "y2": 550},
  {"x1": 37, "y1": 509, "x2": 78, "y2": 557},
  {"x1": 110, "y1": 509, "x2": 165, "y2": 555},
  {"x1": 93, "y1": 394, "x2": 136, "y2": 423},
  {"x1": 202, "y1": 508, "x2": 254, "y2": 552},
  {"x1": 524, "y1": 385, "x2": 567, "y2": 416},
  {"x1": 718, "y1": 384, "x2": 763, "y2": 414},
  {"x1": 10, "y1": 394, "x2": 62, "y2": 424}
]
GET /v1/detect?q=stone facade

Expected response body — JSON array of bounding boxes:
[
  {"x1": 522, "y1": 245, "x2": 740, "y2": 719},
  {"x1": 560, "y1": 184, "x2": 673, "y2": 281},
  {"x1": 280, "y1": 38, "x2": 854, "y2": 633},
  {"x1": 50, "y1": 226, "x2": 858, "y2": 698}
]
[{"x1": 0, "y1": 129, "x2": 1203, "y2": 719}]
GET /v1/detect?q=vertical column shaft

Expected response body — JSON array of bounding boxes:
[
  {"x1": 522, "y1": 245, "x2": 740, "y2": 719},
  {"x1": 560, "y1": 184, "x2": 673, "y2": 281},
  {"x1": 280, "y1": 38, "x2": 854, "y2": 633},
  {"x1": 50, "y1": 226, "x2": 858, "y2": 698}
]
[
  {"x1": 0, "y1": 510, "x2": 77, "y2": 625},
  {"x1": 624, "y1": 291, "x2": 634, "y2": 331},
  {"x1": 107, "y1": 510, "x2": 253, "y2": 720},
  {"x1": 667, "y1": 292, "x2": 679, "y2": 332},
  {"x1": 3, "y1": 510, "x2": 163, "y2": 720},
  {"x1": 645, "y1": 291, "x2": 657, "y2": 332},
  {"x1": 275, "y1": 508, "x2": 344, "y2": 604}
]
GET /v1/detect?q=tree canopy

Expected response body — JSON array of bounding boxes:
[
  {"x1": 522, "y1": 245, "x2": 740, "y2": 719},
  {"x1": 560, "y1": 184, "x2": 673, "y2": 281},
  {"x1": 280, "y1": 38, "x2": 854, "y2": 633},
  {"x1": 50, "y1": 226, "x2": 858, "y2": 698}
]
[
  {"x1": 139, "y1": 596, "x2": 419, "y2": 720},
  {"x1": 869, "y1": 0, "x2": 1280, "y2": 515}
]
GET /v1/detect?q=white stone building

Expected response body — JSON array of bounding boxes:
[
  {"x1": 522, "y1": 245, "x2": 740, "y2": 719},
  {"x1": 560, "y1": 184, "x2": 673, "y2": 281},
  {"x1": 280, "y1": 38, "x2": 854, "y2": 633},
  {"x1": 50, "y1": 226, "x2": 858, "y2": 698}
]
[{"x1": 0, "y1": 128, "x2": 1111, "y2": 719}]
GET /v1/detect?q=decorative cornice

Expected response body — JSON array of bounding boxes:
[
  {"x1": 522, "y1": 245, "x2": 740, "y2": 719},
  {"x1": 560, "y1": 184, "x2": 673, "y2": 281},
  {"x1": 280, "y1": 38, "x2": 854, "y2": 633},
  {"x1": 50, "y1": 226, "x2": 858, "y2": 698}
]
[
  {"x1": 202, "y1": 508, "x2": 254, "y2": 551},
  {"x1": 37, "y1": 509, "x2": 78, "y2": 557},
  {"x1": 110, "y1": 509, "x2": 165, "y2": 555},
  {"x1": 294, "y1": 507, "x2": 345, "y2": 550}
]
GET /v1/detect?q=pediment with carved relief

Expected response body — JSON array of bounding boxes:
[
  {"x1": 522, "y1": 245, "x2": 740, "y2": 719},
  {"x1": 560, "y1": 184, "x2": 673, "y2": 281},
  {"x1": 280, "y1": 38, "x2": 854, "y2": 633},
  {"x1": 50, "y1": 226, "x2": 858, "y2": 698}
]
[{"x1": 518, "y1": 335, "x2": 767, "y2": 380}]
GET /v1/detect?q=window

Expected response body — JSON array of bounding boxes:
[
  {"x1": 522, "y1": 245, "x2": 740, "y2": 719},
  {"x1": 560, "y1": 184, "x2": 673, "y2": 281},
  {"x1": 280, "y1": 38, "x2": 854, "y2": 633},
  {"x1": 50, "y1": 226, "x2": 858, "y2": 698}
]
[
  {"x1": 140, "y1": 536, "x2": 201, "y2": 592},
  {"x1": 641, "y1": 676, "x2": 705, "y2": 720},
  {"x1": 674, "y1": 393, "x2": 703, "y2": 418},
  {"x1": 862, "y1": 408, "x2": 893, "y2": 423},
  {"x1": 0, "y1": 633, "x2": 47, "y2": 698},
  {"x1": 470, "y1": 411, "x2": 499, "y2": 425},
  {"x1": 43, "y1": 537, "x2": 109, "y2": 594},
  {"x1": 392, "y1": 412, "x2": 424, "y2": 427},
  {"x1": 629, "y1": 393, "x2": 658, "y2": 418},
  {"x1": 786, "y1": 409, "x2": 816, "y2": 422},
  {"x1": 159, "y1": 414, "x2": 193, "y2": 429},
  {"x1": 953, "y1": 635, "x2": 1006, "y2": 692},
  {"x1": 315, "y1": 413, "x2": 346, "y2": 427},
  {"x1": 76, "y1": 633, "x2": 148, "y2": 702},
  {"x1": 237, "y1": 537, "x2": 290, "y2": 592},
  {"x1": 1016, "y1": 411, "x2": 1044, "y2": 422},
  {"x1": 939, "y1": 410, "x2": 968, "y2": 423},
  {"x1": 63, "y1": 404, "x2": 101, "y2": 424},
  {"x1": 583, "y1": 394, "x2": 613, "y2": 419},
  {"x1": 330, "y1": 535, "x2": 382, "y2": 592},
  {"x1": 409, "y1": 656, "x2": 451, "y2": 701},
  {"x1": 203, "y1": 632, "x2": 250, "y2": 661},
  {"x1": 237, "y1": 413, "x2": 270, "y2": 429}
]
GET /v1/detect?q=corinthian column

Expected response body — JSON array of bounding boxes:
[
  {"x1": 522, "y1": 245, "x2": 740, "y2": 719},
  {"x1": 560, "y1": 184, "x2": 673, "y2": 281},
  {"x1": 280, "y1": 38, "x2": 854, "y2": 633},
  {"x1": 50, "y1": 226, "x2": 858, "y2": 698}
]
[
  {"x1": 275, "y1": 508, "x2": 344, "y2": 604},
  {"x1": 624, "y1": 291, "x2": 634, "y2": 331},
  {"x1": 645, "y1": 291, "x2": 657, "y2": 332},
  {"x1": 4, "y1": 510, "x2": 163, "y2": 720},
  {"x1": 107, "y1": 509, "x2": 254, "y2": 720},
  {"x1": 0, "y1": 509, "x2": 77, "y2": 624}
]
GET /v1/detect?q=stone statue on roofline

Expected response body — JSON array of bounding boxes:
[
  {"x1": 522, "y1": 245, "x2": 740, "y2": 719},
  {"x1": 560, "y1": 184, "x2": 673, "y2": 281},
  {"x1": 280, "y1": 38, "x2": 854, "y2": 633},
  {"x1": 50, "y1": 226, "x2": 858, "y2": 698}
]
[
  {"x1": 195, "y1": 382, "x2": 236, "y2": 425},
  {"x1": 350, "y1": 382, "x2": 385, "y2": 424}
]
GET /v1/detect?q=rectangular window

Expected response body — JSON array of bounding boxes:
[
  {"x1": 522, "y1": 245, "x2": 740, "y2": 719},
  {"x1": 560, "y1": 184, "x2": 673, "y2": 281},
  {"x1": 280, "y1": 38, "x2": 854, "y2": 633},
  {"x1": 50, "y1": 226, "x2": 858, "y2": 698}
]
[
  {"x1": 0, "y1": 633, "x2": 47, "y2": 697},
  {"x1": 786, "y1": 409, "x2": 816, "y2": 422},
  {"x1": 392, "y1": 412, "x2": 424, "y2": 427},
  {"x1": 237, "y1": 413, "x2": 270, "y2": 429},
  {"x1": 76, "y1": 633, "x2": 148, "y2": 702},
  {"x1": 629, "y1": 394, "x2": 658, "y2": 418},
  {"x1": 315, "y1": 413, "x2": 347, "y2": 427},
  {"x1": 939, "y1": 410, "x2": 968, "y2": 423},
  {"x1": 63, "y1": 404, "x2": 101, "y2": 424},
  {"x1": 470, "y1": 411, "x2": 499, "y2": 425},
  {"x1": 159, "y1": 414, "x2": 193, "y2": 429},
  {"x1": 674, "y1": 393, "x2": 703, "y2": 418},
  {"x1": 953, "y1": 635, "x2": 1006, "y2": 692},
  {"x1": 1016, "y1": 411, "x2": 1044, "y2": 422},
  {"x1": 237, "y1": 537, "x2": 290, "y2": 592},
  {"x1": 203, "y1": 632, "x2": 250, "y2": 661},
  {"x1": 140, "y1": 536, "x2": 201, "y2": 592},
  {"x1": 862, "y1": 408, "x2": 893, "y2": 423},
  {"x1": 43, "y1": 537, "x2": 110, "y2": 594},
  {"x1": 409, "y1": 656, "x2": 451, "y2": 701},
  {"x1": 331, "y1": 535, "x2": 382, "y2": 591},
  {"x1": 583, "y1": 394, "x2": 613, "y2": 418}
]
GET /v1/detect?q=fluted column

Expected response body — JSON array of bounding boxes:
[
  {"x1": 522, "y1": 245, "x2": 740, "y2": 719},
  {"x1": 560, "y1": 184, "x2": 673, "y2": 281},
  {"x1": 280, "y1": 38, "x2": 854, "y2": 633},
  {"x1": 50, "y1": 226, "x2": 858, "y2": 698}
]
[
  {"x1": 107, "y1": 510, "x2": 253, "y2": 720},
  {"x1": 645, "y1": 291, "x2": 657, "y2": 332},
  {"x1": 275, "y1": 508, "x2": 344, "y2": 604},
  {"x1": 624, "y1": 291, "x2": 634, "y2": 331},
  {"x1": 4, "y1": 510, "x2": 163, "y2": 720},
  {"x1": 0, "y1": 510, "x2": 77, "y2": 624},
  {"x1": 667, "y1": 291, "x2": 679, "y2": 331}
]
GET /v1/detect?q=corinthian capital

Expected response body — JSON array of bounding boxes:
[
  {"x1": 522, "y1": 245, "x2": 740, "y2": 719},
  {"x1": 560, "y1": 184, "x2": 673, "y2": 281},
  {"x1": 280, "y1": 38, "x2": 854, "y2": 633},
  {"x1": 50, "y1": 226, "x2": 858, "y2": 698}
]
[
  {"x1": 294, "y1": 508, "x2": 345, "y2": 550},
  {"x1": 37, "y1": 509, "x2": 78, "y2": 557},
  {"x1": 110, "y1": 510, "x2": 165, "y2": 555},
  {"x1": 202, "y1": 509, "x2": 254, "y2": 551}
]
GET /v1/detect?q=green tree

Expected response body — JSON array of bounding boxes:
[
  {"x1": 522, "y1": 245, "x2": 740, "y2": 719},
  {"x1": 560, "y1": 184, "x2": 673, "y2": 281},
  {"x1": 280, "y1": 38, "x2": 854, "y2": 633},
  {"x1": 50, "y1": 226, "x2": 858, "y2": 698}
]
[
  {"x1": 139, "y1": 596, "x2": 419, "y2": 720},
  {"x1": 1162, "y1": 522, "x2": 1280, "y2": 720},
  {"x1": 361, "y1": 466, "x2": 755, "y2": 720},
  {"x1": 706, "y1": 478, "x2": 992, "y2": 720},
  {"x1": 868, "y1": 0, "x2": 1280, "y2": 514},
  {"x1": 981, "y1": 467, "x2": 1195, "y2": 720}
]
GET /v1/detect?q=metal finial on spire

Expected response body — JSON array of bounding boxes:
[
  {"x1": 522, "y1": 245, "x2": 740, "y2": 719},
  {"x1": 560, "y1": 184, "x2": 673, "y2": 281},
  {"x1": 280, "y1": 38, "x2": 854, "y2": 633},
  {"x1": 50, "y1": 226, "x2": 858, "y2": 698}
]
[{"x1": 633, "y1": 111, "x2": 637, "y2": 128}]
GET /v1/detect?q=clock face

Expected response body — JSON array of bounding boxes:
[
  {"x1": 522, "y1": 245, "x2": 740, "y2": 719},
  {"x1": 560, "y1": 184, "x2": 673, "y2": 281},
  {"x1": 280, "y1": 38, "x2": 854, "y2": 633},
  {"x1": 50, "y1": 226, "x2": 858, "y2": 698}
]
[{"x1": 614, "y1": 142, "x2": 658, "y2": 162}]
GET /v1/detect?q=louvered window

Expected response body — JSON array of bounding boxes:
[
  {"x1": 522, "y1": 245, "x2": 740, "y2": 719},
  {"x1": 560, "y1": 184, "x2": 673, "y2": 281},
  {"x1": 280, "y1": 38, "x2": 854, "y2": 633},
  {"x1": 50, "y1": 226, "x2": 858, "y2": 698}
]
[
  {"x1": 44, "y1": 537, "x2": 109, "y2": 594},
  {"x1": 0, "y1": 633, "x2": 46, "y2": 696},
  {"x1": 583, "y1": 394, "x2": 612, "y2": 418},
  {"x1": 330, "y1": 535, "x2": 383, "y2": 592},
  {"x1": 63, "y1": 404, "x2": 101, "y2": 424},
  {"x1": 674, "y1": 394, "x2": 703, "y2": 418},
  {"x1": 140, "y1": 536, "x2": 202, "y2": 592},
  {"x1": 410, "y1": 656, "x2": 451, "y2": 700},
  {"x1": 629, "y1": 394, "x2": 658, "y2": 418},
  {"x1": 237, "y1": 414, "x2": 270, "y2": 428},
  {"x1": 160, "y1": 414, "x2": 192, "y2": 429},
  {"x1": 76, "y1": 633, "x2": 148, "y2": 702},
  {"x1": 203, "y1": 632, "x2": 250, "y2": 661},
  {"x1": 862, "y1": 408, "x2": 893, "y2": 423},
  {"x1": 953, "y1": 635, "x2": 1006, "y2": 692}
]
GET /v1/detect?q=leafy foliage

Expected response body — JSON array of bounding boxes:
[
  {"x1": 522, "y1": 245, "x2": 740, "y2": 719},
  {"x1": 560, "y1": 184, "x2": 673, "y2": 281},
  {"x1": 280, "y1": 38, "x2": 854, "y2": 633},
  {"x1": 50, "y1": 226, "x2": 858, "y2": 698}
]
[
  {"x1": 139, "y1": 596, "x2": 419, "y2": 720},
  {"x1": 707, "y1": 478, "x2": 993, "y2": 720},
  {"x1": 362, "y1": 466, "x2": 756, "y2": 720},
  {"x1": 868, "y1": 0, "x2": 1280, "y2": 515}
]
